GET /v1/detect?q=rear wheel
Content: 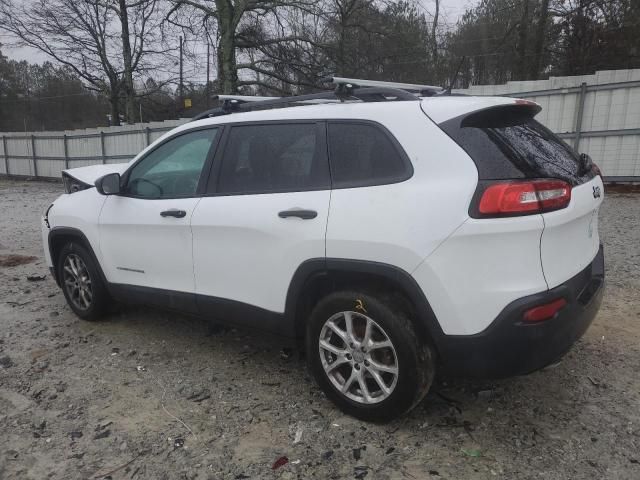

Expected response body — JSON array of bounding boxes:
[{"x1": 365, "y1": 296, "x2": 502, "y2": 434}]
[
  {"x1": 306, "y1": 291, "x2": 435, "y2": 422},
  {"x1": 58, "y1": 242, "x2": 110, "y2": 320}
]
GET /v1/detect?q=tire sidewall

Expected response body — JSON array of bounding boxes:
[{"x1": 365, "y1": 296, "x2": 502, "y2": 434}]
[{"x1": 306, "y1": 291, "x2": 429, "y2": 421}]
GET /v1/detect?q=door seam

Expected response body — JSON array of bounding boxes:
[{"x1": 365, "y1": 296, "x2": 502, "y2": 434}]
[{"x1": 190, "y1": 197, "x2": 204, "y2": 293}]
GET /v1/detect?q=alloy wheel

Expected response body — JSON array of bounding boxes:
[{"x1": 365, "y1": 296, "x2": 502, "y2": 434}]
[
  {"x1": 62, "y1": 253, "x2": 93, "y2": 311},
  {"x1": 318, "y1": 311, "x2": 399, "y2": 404}
]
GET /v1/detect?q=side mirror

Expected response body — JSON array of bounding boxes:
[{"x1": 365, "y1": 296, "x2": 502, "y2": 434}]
[{"x1": 95, "y1": 172, "x2": 121, "y2": 195}]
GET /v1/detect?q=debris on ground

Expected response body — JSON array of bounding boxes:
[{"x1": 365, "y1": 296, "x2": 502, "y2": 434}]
[
  {"x1": 354, "y1": 465, "x2": 369, "y2": 479},
  {"x1": 93, "y1": 429, "x2": 111, "y2": 440},
  {"x1": 353, "y1": 446, "x2": 365, "y2": 460},
  {"x1": 279, "y1": 348, "x2": 293, "y2": 360},
  {"x1": 322, "y1": 450, "x2": 334, "y2": 461},
  {"x1": 26, "y1": 274, "x2": 46, "y2": 282},
  {"x1": 461, "y1": 448, "x2": 482, "y2": 457},
  {"x1": 186, "y1": 388, "x2": 211, "y2": 403},
  {"x1": 0, "y1": 355, "x2": 14, "y2": 368},
  {"x1": 271, "y1": 456, "x2": 288, "y2": 470},
  {"x1": 293, "y1": 424, "x2": 303, "y2": 444}
]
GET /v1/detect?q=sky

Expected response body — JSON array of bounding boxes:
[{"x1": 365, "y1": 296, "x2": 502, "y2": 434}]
[{"x1": 1, "y1": 0, "x2": 475, "y2": 83}]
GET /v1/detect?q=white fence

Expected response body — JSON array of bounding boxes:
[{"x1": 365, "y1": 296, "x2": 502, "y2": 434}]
[
  {"x1": 454, "y1": 69, "x2": 640, "y2": 181},
  {"x1": 0, "y1": 119, "x2": 189, "y2": 178},
  {"x1": 1, "y1": 68, "x2": 639, "y2": 181}
]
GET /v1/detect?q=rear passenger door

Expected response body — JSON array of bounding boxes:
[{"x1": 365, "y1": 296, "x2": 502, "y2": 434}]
[
  {"x1": 191, "y1": 122, "x2": 330, "y2": 322},
  {"x1": 324, "y1": 121, "x2": 417, "y2": 271}
]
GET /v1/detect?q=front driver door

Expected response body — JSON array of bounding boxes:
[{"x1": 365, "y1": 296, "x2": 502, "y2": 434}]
[{"x1": 98, "y1": 127, "x2": 220, "y2": 309}]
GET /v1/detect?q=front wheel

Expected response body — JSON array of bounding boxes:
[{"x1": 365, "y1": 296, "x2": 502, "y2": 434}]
[
  {"x1": 58, "y1": 242, "x2": 110, "y2": 320},
  {"x1": 306, "y1": 291, "x2": 435, "y2": 422}
]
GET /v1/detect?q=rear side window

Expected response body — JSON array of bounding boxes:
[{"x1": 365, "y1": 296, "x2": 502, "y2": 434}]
[
  {"x1": 439, "y1": 106, "x2": 595, "y2": 185},
  {"x1": 216, "y1": 123, "x2": 329, "y2": 194},
  {"x1": 328, "y1": 122, "x2": 412, "y2": 188}
]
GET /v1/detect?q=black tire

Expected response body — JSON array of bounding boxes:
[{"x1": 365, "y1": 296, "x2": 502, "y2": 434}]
[
  {"x1": 306, "y1": 290, "x2": 435, "y2": 422},
  {"x1": 57, "y1": 242, "x2": 110, "y2": 320}
]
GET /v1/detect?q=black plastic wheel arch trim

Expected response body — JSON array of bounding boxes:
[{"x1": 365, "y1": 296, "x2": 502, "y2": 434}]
[
  {"x1": 48, "y1": 227, "x2": 110, "y2": 292},
  {"x1": 285, "y1": 258, "x2": 446, "y2": 344}
]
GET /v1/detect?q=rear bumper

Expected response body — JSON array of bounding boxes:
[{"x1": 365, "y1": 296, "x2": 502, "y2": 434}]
[{"x1": 438, "y1": 244, "x2": 604, "y2": 378}]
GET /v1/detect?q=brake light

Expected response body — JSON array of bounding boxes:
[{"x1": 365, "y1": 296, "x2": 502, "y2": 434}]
[
  {"x1": 523, "y1": 298, "x2": 567, "y2": 322},
  {"x1": 478, "y1": 180, "x2": 571, "y2": 216}
]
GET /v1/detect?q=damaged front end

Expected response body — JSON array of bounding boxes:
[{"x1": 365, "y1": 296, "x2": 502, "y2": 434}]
[{"x1": 62, "y1": 171, "x2": 92, "y2": 194}]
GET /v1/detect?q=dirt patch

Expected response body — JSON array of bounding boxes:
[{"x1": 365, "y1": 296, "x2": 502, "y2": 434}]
[{"x1": 0, "y1": 254, "x2": 38, "y2": 267}]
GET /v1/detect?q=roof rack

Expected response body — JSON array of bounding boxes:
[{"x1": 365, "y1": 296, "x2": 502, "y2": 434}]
[
  {"x1": 191, "y1": 76, "x2": 444, "y2": 122},
  {"x1": 191, "y1": 86, "x2": 420, "y2": 122},
  {"x1": 217, "y1": 94, "x2": 279, "y2": 102},
  {"x1": 324, "y1": 76, "x2": 443, "y2": 97}
]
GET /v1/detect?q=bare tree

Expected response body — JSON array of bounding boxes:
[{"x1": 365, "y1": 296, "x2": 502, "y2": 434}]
[
  {"x1": 431, "y1": 0, "x2": 440, "y2": 69},
  {"x1": 0, "y1": 0, "x2": 169, "y2": 125},
  {"x1": 166, "y1": 0, "x2": 319, "y2": 94},
  {"x1": 516, "y1": 0, "x2": 530, "y2": 80}
]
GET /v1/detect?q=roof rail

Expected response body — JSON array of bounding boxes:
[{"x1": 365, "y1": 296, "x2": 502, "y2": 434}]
[
  {"x1": 324, "y1": 76, "x2": 443, "y2": 96},
  {"x1": 191, "y1": 86, "x2": 419, "y2": 122},
  {"x1": 217, "y1": 95, "x2": 279, "y2": 102}
]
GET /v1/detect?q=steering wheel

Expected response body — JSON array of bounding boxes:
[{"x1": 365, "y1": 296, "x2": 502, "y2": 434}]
[{"x1": 129, "y1": 177, "x2": 164, "y2": 198}]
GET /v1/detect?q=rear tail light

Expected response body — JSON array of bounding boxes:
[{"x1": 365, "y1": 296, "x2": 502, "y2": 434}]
[
  {"x1": 523, "y1": 298, "x2": 567, "y2": 322},
  {"x1": 478, "y1": 180, "x2": 571, "y2": 216}
]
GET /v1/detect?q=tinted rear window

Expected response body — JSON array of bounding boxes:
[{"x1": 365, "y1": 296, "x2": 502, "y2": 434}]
[
  {"x1": 328, "y1": 122, "x2": 412, "y2": 188},
  {"x1": 440, "y1": 106, "x2": 595, "y2": 185}
]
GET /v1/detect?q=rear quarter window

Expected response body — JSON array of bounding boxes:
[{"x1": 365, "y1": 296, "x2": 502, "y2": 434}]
[
  {"x1": 327, "y1": 122, "x2": 412, "y2": 188},
  {"x1": 439, "y1": 105, "x2": 596, "y2": 185}
]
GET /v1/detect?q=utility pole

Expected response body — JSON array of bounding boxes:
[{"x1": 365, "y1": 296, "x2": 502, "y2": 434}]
[
  {"x1": 179, "y1": 35, "x2": 184, "y2": 108},
  {"x1": 206, "y1": 37, "x2": 211, "y2": 109}
]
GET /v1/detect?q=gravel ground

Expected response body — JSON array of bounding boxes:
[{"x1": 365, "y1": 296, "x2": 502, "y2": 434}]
[{"x1": 0, "y1": 178, "x2": 639, "y2": 480}]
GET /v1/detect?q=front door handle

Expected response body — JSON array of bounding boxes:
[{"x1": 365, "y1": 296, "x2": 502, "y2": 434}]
[
  {"x1": 278, "y1": 209, "x2": 318, "y2": 220},
  {"x1": 160, "y1": 209, "x2": 187, "y2": 218}
]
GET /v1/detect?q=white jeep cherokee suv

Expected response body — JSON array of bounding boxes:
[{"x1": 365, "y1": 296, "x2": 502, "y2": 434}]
[{"x1": 42, "y1": 79, "x2": 605, "y2": 421}]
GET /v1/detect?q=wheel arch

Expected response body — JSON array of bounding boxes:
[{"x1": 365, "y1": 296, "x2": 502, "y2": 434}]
[
  {"x1": 48, "y1": 227, "x2": 108, "y2": 288},
  {"x1": 285, "y1": 258, "x2": 446, "y2": 349}
]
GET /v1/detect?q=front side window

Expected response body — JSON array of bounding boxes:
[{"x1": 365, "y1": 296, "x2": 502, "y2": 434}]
[
  {"x1": 126, "y1": 128, "x2": 218, "y2": 198},
  {"x1": 328, "y1": 122, "x2": 411, "y2": 188},
  {"x1": 216, "y1": 123, "x2": 329, "y2": 194}
]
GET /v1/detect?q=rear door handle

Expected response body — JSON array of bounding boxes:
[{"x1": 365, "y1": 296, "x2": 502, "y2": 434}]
[
  {"x1": 160, "y1": 209, "x2": 187, "y2": 218},
  {"x1": 278, "y1": 209, "x2": 318, "y2": 220}
]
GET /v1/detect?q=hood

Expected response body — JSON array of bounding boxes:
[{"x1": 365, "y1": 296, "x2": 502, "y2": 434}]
[{"x1": 62, "y1": 163, "x2": 129, "y2": 185}]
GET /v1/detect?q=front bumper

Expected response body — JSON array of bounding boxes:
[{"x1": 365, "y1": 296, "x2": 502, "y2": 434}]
[{"x1": 438, "y1": 245, "x2": 604, "y2": 378}]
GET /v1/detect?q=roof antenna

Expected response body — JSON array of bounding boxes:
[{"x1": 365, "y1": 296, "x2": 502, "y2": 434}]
[{"x1": 444, "y1": 56, "x2": 466, "y2": 95}]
